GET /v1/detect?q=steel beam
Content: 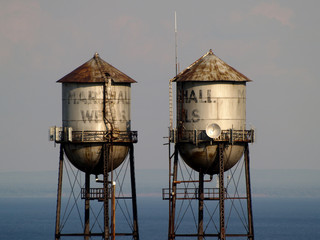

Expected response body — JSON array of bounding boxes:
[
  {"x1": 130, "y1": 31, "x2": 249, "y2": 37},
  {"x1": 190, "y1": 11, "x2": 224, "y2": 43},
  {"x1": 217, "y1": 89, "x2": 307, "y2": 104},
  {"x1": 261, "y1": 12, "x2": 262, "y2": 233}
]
[
  {"x1": 55, "y1": 144, "x2": 64, "y2": 240},
  {"x1": 84, "y1": 172, "x2": 90, "y2": 240},
  {"x1": 129, "y1": 143, "x2": 140, "y2": 240},
  {"x1": 218, "y1": 143, "x2": 225, "y2": 240},
  {"x1": 103, "y1": 144, "x2": 110, "y2": 240},
  {"x1": 169, "y1": 144, "x2": 179, "y2": 240},
  {"x1": 245, "y1": 144, "x2": 254, "y2": 240},
  {"x1": 198, "y1": 171, "x2": 204, "y2": 240},
  {"x1": 165, "y1": 142, "x2": 255, "y2": 240}
]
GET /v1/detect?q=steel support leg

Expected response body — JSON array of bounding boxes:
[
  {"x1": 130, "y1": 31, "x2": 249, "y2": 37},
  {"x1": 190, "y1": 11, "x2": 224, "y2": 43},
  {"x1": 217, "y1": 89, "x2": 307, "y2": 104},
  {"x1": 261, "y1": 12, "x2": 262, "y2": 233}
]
[
  {"x1": 84, "y1": 172, "x2": 90, "y2": 240},
  {"x1": 104, "y1": 144, "x2": 110, "y2": 240},
  {"x1": 244, "y1": 144, "x2": 254, "y2": 240},
  {"x1": 169, "y1": 144, "x2": 179, "y2": 240},
  {"x1": 168, "y1": 139, "x2": 172, "y2": 239},
  {"x1": 218, "y1": 143, "x2": 225, "y2": 240},
  {"x1": 129, "y1": 143, "x2": 140, "y2": 240},
  {"x1": 55, "y1": 145, "x2": 64, "y2": 240},
  {"x1": 198, "y1": 171, "x2": 204, "y2": 240},
  {"x1": 111, "y1": 183, "x2": 116, "y2": 240}
]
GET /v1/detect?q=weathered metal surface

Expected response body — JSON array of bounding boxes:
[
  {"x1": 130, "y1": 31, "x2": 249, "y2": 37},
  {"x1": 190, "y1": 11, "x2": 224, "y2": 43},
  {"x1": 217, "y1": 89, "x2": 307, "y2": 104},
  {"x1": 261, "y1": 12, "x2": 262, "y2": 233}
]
[
  {"x1": 171, "y1": 49, "x2": 251, "y2": 82},
  {"x1": 174, "y1": 50, "x2": 251, "y2": 175},
  {"x1": 57, "y1": 53, "x2": 136, "y2": 83},
  {"x1": 62, "y1": 83, "x2": 131, "y2": 131},
  {"x1": 58, "y1": 54, "x2": 135, "y2": 174},
  {"x1": 178, "y1": 143, "x2": 244, "y2": 175},
  {"x1": 61, "y1": 82, "x2": 132, "y2": 174},
  {"x1": 63, "y1": 143, "x2": 128, "y2": 174},
  {"x1": 176, "y1": 81, "x2": 247, "y2": 174},
  {"x1": 177, "y1": 81, "x2": 247, "y2": 130}
]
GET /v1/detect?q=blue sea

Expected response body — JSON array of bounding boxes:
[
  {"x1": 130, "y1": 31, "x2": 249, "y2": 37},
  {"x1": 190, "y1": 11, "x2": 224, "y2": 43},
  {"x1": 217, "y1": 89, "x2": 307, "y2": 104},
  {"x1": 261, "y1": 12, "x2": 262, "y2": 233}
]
[{"x1": 0, "y1": 197, "x2": 319, "y2": 240}]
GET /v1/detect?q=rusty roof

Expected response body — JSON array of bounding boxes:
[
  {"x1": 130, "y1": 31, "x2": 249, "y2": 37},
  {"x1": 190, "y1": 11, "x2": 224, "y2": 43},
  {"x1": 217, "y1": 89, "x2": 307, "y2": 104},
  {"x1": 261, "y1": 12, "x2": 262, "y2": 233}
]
[
  {"x1": 57, "y1": 53, "x2": 136, "y2": 83},
  {"x1": 171, "y1": 49, "x2": 251, "y2": 82}
]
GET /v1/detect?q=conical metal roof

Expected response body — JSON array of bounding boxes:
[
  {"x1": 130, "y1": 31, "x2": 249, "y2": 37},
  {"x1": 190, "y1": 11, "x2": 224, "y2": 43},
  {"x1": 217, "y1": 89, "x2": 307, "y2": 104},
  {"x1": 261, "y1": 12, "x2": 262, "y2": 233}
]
[
  {"x1": 171, "y1": 49, "x2": 251, "y2": 82},
  {"x1": 57, "y1": 53, "x2": 136, "y2": 83}
]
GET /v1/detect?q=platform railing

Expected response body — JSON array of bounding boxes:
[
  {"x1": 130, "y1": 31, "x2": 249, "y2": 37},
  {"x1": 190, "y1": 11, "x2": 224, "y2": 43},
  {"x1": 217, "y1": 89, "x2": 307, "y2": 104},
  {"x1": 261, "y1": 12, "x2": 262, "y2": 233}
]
[
  {"x1": 170, "y1": 129, "x2": 254, "y2": 144},
  {"x1": 49, "y1": 126, "x2": 138, "y2": 143},
  {"x1": 162, "y1": 187, "x2": 227, "y2": 200},
  {"x1": 81, "y1": 188, "x2": 133, "y2": 200}
]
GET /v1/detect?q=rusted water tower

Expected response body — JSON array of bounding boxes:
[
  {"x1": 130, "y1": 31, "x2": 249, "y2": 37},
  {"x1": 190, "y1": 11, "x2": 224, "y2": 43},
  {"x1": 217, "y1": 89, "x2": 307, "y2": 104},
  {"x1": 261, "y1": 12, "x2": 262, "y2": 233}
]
[
  {"x1": 50, "y1": 53, "x2": 139, "y2": 240},
  {"x1": 164, "y1": 49, "x2": 255, "y2": 240}
]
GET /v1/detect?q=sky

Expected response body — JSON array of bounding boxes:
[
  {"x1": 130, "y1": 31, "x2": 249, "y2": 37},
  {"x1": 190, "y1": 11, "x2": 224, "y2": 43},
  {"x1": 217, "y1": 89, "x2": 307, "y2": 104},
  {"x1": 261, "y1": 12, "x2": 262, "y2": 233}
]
[{"x1": 0, "y1": 0, "x2": 319, "y2": 172}]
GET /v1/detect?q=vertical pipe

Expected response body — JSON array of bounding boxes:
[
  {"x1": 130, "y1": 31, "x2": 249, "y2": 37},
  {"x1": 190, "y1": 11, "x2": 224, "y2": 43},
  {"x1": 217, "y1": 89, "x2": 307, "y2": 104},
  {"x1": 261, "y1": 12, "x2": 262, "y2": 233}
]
[
  {"x1": 244, "y1": 144, "x2": 254, "y2": 240},
  {"x1": 169, "y1": 144, "x2": 179, "y2": 240},
  {"x1": 198, "y1": 171, "x2": 204, "y2": 240},
  {"x1": 84, "y1": 172, "x2": 90, "y2": 240},
  {"x1": 129, "y1": 143, "x2": 139, "y2": 240},
  {"x1": 111, "y1": 183, "x2": 116, "y2": 240},
  {"x1": 218, "y1": 143, "x2": 225, "y2": 240},
  {"x1": 55, "y1": 144, "x2": 64, "y2": 240},
  {"x1": 168, "y1": 131, "x2": 172, "y2": 239},
  {"x1": 104, "y1": 144, "x2": 110, "y2": 240},
  {"x1": 110, "y1": 138, "x2": 115, "y2": 240}
]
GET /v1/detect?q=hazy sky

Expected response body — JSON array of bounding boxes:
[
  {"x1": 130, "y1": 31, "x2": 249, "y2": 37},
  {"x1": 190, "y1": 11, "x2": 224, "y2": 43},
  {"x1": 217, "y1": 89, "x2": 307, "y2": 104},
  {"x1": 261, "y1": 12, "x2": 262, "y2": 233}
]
[{"x1": 1, "y1": 0, "x2": 319, "y2": 172}]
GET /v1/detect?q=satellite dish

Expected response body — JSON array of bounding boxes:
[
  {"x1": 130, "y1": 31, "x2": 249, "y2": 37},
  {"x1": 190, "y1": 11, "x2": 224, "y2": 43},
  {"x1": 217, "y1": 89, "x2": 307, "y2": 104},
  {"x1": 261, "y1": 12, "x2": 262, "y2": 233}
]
[{"x1": 206, "y1": 123, "x2": 221, "y2": 139}]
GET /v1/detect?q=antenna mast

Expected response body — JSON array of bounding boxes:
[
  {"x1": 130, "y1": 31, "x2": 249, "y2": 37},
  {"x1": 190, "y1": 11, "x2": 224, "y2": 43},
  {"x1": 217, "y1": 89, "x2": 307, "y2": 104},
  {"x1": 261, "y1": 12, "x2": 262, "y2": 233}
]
[
  {"x1": 175, "y1": 11, "x2": 178, "y2": 75},
  {"x1": 169, "y1": 11, "x2": 178, "y2": 130}
]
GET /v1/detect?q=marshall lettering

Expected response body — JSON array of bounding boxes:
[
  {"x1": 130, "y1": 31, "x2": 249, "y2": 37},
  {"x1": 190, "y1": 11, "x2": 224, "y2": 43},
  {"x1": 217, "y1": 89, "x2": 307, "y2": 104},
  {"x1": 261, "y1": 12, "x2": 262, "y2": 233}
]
[
  {"x1": 68, "y1": 90, "x2": 130, "y2": 104},
  {"x1": 181, "y1": 89, "x2": 212, "y2": 103}
]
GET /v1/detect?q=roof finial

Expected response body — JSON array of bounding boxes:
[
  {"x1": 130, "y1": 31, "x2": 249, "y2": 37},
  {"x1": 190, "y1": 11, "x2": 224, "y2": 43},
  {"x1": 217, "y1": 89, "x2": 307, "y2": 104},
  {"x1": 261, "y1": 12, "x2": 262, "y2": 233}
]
[
  {"x1": 94, "y1": 52, "x2": 99, "y2": 58},
  {"x1": 209, "y1": 49, "x2": 213, "y2": 54}
]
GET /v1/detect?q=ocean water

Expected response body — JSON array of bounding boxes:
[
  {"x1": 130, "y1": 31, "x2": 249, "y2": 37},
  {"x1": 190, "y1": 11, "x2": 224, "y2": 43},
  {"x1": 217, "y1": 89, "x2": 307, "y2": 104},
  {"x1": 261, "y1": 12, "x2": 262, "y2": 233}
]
[{"x1": 0, "y1": 197, "x2": 319, "y2": 240}]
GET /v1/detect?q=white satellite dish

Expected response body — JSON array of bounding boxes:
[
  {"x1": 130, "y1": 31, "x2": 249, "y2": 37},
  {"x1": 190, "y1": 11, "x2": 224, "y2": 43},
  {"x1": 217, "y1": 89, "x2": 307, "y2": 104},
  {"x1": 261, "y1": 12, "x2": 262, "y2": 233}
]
[{"x1": 205, "y1": 123, "x2": 221, "y2": 139}]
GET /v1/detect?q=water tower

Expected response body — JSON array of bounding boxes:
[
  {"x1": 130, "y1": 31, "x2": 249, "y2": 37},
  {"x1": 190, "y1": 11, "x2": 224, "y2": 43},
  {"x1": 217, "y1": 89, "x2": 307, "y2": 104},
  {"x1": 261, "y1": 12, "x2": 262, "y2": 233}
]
[
  {"x1": 50, "y1": 53, "x2": 139, "y2": 240},
  {"x1": 163, "y1": 50, "x2": 255, "y2": 240}
]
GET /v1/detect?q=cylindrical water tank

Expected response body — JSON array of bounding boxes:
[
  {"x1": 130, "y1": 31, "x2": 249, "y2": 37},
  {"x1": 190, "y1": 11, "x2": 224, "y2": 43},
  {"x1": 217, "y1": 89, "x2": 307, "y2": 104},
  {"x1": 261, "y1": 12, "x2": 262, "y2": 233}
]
[
  {"x1": 57, "y1": 53, "x2": 136, "y2": 174},
  {"x1": 172, "y1": 50, "x2": 251, "y2": 175}
]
